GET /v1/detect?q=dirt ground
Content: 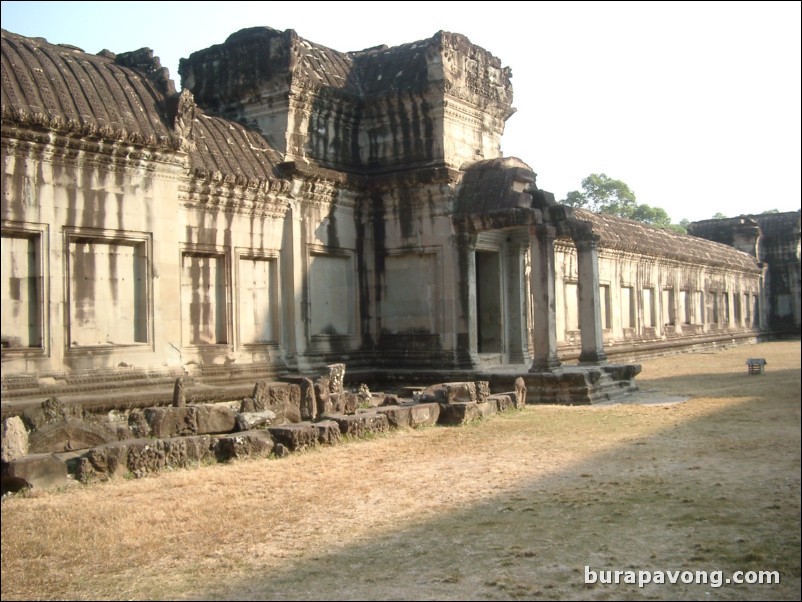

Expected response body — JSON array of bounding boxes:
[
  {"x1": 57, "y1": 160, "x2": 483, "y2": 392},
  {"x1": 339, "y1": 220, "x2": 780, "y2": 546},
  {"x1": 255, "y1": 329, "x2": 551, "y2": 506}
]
[{"x1": 1, "y1": 340, "x2": 800, "y2": 601}]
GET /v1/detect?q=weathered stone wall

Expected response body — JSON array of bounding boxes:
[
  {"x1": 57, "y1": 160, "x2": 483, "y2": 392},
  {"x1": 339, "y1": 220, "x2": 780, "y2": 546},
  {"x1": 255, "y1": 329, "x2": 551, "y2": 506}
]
[
  {"x1": 179, "y1": 28, "x2": 513, "y2": 173},
  {"x1": 553, "y1": 241, "x2": 762, "y2": 353},
  {"x1": 1, "y1": 130, "x2": 186, "y2": 374},
  {"x1": 0, "y1": 25, "x2": 790, "y2": 397},
  {"x1": 689, "y1": 212, "x2": 801, "y2": 334}
]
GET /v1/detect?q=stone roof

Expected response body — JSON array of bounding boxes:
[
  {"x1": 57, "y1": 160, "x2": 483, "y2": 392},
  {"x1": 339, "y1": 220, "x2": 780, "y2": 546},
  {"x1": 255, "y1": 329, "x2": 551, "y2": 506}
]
[
  {"x1": 455, "y1": 157, "x2": 536, "y2": 214},
  {"x1": 1, "y1": 29, "x2": 282, "y2": 182},
  {"x1": 352, "y1": 37, "x2": 435, "y2": 95},
  {"x1": 181, "y1": 27, "x2": 512, "y2": 105},
  {"x1": 685, "y1": 216, "x2": 759, "y2": 248},
  {"x1": 689, "y1": 212, "x2": 800, "y2": 241},
  {"x1": 1, "y1": 29, "x2": 175, "y2": 147},
  {"x1": 181, "y1": 27, "x2": 359, "y2": 109},
  {"x1": 751, "y1": 211, "x2": 800, "y2": 244},
  {"x1": 573, "y1": 209, "x2": 761, "y2": 272},
  {"x1": 188, "y1": 112, "x2": 282, "y2": 182}
]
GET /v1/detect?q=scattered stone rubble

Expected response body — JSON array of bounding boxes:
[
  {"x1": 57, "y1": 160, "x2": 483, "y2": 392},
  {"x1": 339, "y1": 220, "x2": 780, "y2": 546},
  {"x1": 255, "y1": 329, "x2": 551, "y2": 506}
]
[{"x1": 1, "y1": 365, "x2": 526, "y2": 493}]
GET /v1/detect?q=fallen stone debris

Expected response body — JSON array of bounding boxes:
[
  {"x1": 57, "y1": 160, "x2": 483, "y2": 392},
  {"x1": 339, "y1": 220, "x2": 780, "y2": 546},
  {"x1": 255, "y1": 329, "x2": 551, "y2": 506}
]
[{"x1": 1, "y1": 364, "x2": 526, "y2": 493}]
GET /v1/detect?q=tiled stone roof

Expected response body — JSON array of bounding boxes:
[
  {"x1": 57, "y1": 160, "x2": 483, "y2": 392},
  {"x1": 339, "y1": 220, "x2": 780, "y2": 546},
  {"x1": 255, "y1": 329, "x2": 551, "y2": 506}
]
[
  {"x1": 1, "y1": 29, "x2": 174, "y2": 147},
  {"x1": 188, "y1": 111, "x2": 282, "y2": 182},
  {"x1": 1, "y1": 29, "x2": 282, "y2": 182},
  {"x1": 573, "y1": 209, "x2": 761, "y2": 272}
]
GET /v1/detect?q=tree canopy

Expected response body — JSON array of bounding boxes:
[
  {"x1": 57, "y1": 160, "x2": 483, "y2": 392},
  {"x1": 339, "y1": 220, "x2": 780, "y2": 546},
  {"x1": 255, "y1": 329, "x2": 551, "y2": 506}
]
[
  {"x1": 563, "y1": 174, "x2": 637, "y2": 217},
  {"x1": 563, "y1": 173, "x2": 683, "y2": 232}
]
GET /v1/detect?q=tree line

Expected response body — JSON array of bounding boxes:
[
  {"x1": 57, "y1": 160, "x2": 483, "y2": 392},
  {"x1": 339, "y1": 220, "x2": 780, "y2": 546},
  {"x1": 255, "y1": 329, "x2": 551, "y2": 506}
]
[{"x1": 561, "y1": 173, "x2": 780, "y2": 233}]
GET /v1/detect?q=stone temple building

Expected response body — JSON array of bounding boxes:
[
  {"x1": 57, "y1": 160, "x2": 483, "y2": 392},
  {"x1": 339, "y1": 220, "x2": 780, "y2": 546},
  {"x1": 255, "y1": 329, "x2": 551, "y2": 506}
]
[{"x1": 1, "y1": 26, "x2": 798, "y2": 402}]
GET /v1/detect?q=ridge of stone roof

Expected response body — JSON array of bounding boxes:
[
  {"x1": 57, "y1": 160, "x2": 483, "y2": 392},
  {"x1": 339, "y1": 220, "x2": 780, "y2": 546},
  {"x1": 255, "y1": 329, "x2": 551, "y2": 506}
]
[
  {"x1": 1, "y1": 28, "x2": 283, "y2": 183},
  {"x1": 1, "y1": 28, "x2": 176, "y2": 148},
  {"x1": 572, "y1": 209, "x2": 761, "y2": 272}
]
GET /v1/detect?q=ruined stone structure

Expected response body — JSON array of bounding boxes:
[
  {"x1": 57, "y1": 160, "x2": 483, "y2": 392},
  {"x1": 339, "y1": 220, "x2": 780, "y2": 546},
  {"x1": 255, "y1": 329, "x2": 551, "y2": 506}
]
[
  {"x1": 688, "y1": 212, "x2": 801, "y2": 336},
  {"x1": 0, "y1": 26, "x2": 784, "y2": 399}
]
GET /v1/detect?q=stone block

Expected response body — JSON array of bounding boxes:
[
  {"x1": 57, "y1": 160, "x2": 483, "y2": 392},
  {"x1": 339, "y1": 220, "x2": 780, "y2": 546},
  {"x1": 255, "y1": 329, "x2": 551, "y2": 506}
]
[
  {"x1": 194, "y1": 404, "x2": 236, "y2": 434},
  {"x1": 251, "y1": 381, "x2": 302, "y2": 422},
  {"x1": 239, "y1": 397, "x2": 256, "y2": 413},
  {"x1": 329, "y1": 392, "x2": 359, "y2": 415},
  {"x1": 127, "y1": 410, "x2": 151, "y2": 438},
  {"x1": 267, "y1": 423, "x2": 318, "y2": 451},
  {"x1": 281, "y1": 377, "x2": 318, "y2": 421},
  {"x1": 380, "y1": 394, "x2": 402, "y2": 406},
  {"x1": 215, "y1": 430, "x2": 274, "y2": 461},
  {"x1": 123, "y1": 436, "x2": 214, "y2": 477},
  {"x1": 76, "y1": 442, "x2": 130, "y2": 483},
  {"x1": 22, "y1": 397, "x2": 79, "y2": 431},
  {"x1": 314, "y1": 378, "x2": 331, "y2": 415},
  {"x1": 235, "y1": 410, "x2": 278, "y2": 431},
  {"x1": 326, "y1": 363, "x2": 346, "y2": 395},
  {"x1": 2, "y1": 453, "x2": 68, "y2": 490},
  {"x1": 1, "y1": 416, "x2": 29, "y2": 462},
  {"x1": 28, "y1": 419, "x2": 117, "y2": 454},
  {"x1": 420, "y1": 382, "x2": 477, "y2": 404},
  {"x1": 476, "y1": 400, "x2": 497, "y2": 418},
  {"x1": 126, "y1": 440, "x2": 168, "y2": 477},
  {"x1": 408, "y1": 402, "x2": 440, "y2": 427},
  {"x1": 375, "y1": 405, "x2": 411, "y2": 428},
  {"x1": 438, "y1": 402, "x2": 481, "y2": 425},
  {"x1": 144, "y1": 407, "x2": 197, "y2": 438},
  {"x1": 327, "y1": 412, "x2": 390, "y2": 437},
  {"x1": 299, "y1": 378, "x2": 317, "y2": 421},
  {"x1": 475, "y1": 380, "x2": 490, "y2": 402},
  {"x1": 489, "y1": 394, "x2": 515, "y2": 413},
  {"x1": 314, "y1": 420, "x2": 342, "y2": 445},
  {"x1": 273, "y1": 443, "x2": 290, "y2": 458},
  {"x1": 163, "y1": 435, "x2": 214, "y2": 467}
]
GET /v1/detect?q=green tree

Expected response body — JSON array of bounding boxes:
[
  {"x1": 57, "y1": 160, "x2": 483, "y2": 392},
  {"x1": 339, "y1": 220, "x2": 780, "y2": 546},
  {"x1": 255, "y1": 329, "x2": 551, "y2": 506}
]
[
  {"x1": 563, "y1": 173, "x2": 637, "y2": 218},
  {"x1": 562, "y1": 173, "x2": 686, "y2": 231},
  {"x1": 631, "y1": 204, "x2": 672, "y2": 228},
  {"x1": 666, "y1": 218, "x2": 690, "y2": 235},
  {"x1": 712, "y1": 212, "x2": 728, "y2": 219}
]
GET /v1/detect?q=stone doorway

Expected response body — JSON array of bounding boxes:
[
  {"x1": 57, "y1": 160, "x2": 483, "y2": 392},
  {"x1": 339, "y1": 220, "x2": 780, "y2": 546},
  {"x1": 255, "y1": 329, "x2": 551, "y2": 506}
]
[{"x1": 476, "y1": 250, "x2": 503, "y2": 354}]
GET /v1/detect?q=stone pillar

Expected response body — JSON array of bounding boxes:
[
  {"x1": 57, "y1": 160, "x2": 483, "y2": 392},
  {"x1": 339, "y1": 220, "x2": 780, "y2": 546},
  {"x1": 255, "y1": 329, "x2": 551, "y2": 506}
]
[
  {"x1": 506, "y1": 233, "x2": 530, "y2": 364},
  {"x1": 575, "y1": 236, "x2": 608, "y2": 365},
  {"x1": 462, "y1": 233, "x2": 480, "y2": 365},
  {"x1": 283, "y1": 200, "x2": 310, "y2": 369},
  {"x1": 528, "y1": 225, "x2": 561, "y2": 372}
]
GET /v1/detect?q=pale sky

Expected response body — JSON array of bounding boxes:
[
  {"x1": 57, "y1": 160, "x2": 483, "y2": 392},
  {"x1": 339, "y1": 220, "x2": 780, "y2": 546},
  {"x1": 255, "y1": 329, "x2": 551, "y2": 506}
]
[{"x1": 2, "y1": 0, "x2": 800, "y2": 222}]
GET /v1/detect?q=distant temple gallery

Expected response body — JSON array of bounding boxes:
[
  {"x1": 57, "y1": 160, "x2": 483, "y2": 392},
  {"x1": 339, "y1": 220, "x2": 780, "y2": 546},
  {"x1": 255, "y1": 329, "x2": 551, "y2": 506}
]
[{"x1": 1, "y1": 26, "x2": 800, "y2": 395}]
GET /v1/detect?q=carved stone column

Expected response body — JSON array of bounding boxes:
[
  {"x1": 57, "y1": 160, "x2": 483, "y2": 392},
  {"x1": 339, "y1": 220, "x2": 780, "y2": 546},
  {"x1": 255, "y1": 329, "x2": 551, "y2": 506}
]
[
  {"x1": 575, "y1": 235, "x2": 608, "y2": 365},
  {"x1": 529, "y1": 225, "x2": 561, "y2": 372},
  {"x1": 283, "y1": 199, "x2": 310, "y2": 369},
  {"x1": 457, "y1": 231, "x2": 480, "y2": 366},
  {"x1": 506, "y1": 232, "x2": 530, "y2": 365}
]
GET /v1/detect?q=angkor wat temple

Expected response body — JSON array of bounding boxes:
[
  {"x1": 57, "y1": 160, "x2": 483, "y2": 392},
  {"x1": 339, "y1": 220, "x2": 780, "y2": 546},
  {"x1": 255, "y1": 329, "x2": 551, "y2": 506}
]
[{"x1": 2, "y1": 26, "x2": 800, "y2": 402}]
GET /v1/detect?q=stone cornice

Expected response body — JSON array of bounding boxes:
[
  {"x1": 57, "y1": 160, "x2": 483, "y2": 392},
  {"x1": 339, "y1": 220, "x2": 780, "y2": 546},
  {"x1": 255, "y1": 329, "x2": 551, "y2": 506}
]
[
  {"x1": 179, "y1": 179, "x2": 289, "y2": 220},
  {"x1": 1, "y1": 124, "x2": 186, "y2": 173}
]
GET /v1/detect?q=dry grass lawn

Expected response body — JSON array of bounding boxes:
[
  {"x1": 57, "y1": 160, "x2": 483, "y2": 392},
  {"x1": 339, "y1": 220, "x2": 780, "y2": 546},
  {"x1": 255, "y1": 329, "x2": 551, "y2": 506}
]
[{"x1": 2, "y1": 340, "x2": 800, "y2": 600}]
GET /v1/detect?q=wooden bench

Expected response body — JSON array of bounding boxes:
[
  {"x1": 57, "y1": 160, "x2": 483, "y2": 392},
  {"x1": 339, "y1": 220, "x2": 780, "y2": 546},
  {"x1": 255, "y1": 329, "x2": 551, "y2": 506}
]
[{"x1": 746, "y1": 358, "x2": 767, "y2": 375}]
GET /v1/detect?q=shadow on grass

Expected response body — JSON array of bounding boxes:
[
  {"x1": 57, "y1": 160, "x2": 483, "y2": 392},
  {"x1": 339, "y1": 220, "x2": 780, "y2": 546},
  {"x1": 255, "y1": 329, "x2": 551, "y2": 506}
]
[{"x1": 185, "y1": 368, "x2": 801, "y2": 601}]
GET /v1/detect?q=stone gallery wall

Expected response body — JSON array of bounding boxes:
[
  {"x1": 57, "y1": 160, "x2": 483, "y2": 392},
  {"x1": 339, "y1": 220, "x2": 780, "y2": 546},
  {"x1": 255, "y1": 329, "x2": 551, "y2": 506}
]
[{"x1": 0, "y1": 26, "x2": 779, "y2": 391}]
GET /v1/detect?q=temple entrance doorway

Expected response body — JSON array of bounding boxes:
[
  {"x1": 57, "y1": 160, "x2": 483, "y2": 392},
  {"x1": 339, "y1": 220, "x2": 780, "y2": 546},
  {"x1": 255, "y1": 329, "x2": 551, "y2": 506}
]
[{"x1": 476, "y1": 250, "x2": 503, "y2": 354}]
